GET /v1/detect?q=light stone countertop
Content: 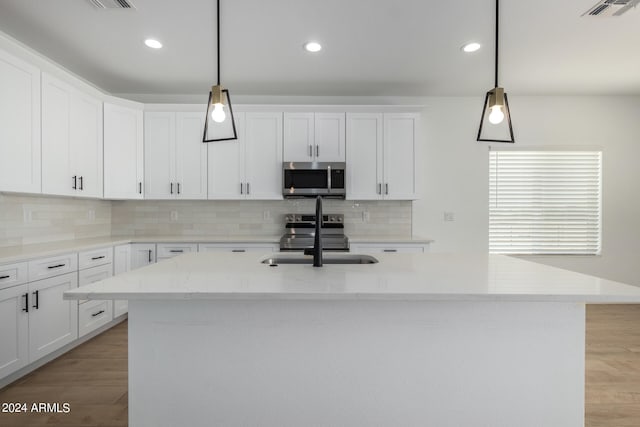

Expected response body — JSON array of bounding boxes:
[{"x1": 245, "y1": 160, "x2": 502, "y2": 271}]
[
  {"x1": 64, "y1": 251, "x2": 640, "y2": 303},
  {"x1": 0, "y1": 235, "x2": 432, "y2": 264}
]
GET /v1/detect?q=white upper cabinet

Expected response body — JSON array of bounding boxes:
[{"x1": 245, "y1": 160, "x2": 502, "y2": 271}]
[
  {"x1": 41, "y1": 73, "x2": 103, "y2": 198},
  {"x1": 0, "y1": 49, "x2": 41, "y2": 194},
  {"x1": 104, "y1": 102, "x2": 144, "y2": 199},
  {"x1": 208, "y1": 112, "x2": 283, "y2": 200},
  {"x1": 346, "y1": 112, "x2": 418, "y2": 200},
  {"x1": 284, "y1": 112, "x2": 345, "y2": 162},
  {"x1": 145, "y1": 112, "x2": 207, "y2": 200}
]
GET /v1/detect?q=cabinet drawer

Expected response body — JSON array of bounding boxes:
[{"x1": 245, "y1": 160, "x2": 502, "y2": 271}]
[
  {"x1": 78, "y1": 299, "x2": 113, "y2": 338},
  {"x1": 350, "y1": 245, "x2": 427, "y2": 254},
  {"x1": 0, "y1": 261, "x2": 28, "y2": 290},
  {"x1": 156, "y1": 243, "x2": 197, "y2": 259},
  {"x1": 78, "y1": 247, "x2": 113, "y2": 270},
  {"x1": 28, "y1": 253, "x2": 78, "y2": 282},
  {"x1": 78, "y1": 263, "x2": 113, "y2": 304},
  {"x1": 198, "y1": 243, "x2": 278, "y2": 253}
]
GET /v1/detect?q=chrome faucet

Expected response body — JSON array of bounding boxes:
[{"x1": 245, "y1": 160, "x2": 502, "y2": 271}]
[{"x1": 304, "y1": 196, "x2": 323, "y2": 267}]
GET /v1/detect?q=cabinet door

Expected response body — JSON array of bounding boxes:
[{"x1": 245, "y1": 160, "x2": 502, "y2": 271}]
[
  {"x1": 0, "y1": 284, "x2": 29, "y2": 379},
  {"x1": 144, "y1": 112, "x2": 175, "y2": 199},
  {"x1": 315, "y1": 113, "x2": 345, "y2": 162},
  {"x1": 113, "y1": 244, "x2": 131, "y2": 317},
  {"x1": 41, "y1": 73, "x2": 74, "y2": 196},
  {"x1": 104, "y1": 103, "x2": 144, "y2": 199},
  {"x1": 71, "y1": 92, "x2": 103, "y2": 198},
  {"x1": 208, "y1": 113, "x2": 245, "y2": 199},
  {"x1": 346, "y1": 113, "x2": 383, "y2": 200},
  {"x1": 130, "y1": 244, "x2": 156, "y2": 270},
  {"x1": 28, "y1": 272, "x2": 78, "y2": 362},
  {"x1": 283, "y1": 112, "x2": 314, "y2": 162},
  {"x1": 176, "y1": 112, "x2": 207, "y2": 200},
  {"x1": 383, "y1": 113, "x2": 417, "y2": 200},
  {"x1": 244, "y1": 112, "x2": 283, "y2": 200},
  {"x1": 0, "y1": 50, "x2": 41, "y2": 194}
]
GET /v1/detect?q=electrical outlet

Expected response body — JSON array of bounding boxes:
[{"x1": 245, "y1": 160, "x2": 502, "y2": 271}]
[
  {"x1": 171, "y1": 211, "x2": 179, "y2": 222},
  {"x1": 362, "y1": 211, "x2": 370, "y2": 222},
  {"x1": 263, "y1": 210, "x2": 271, "y2": 221},
  {"x1": 444, "y1": 212, "x2": 455, "y2": 222},
  {"x1": 87, "y1": 209, "x2": 96, "y2": 221}
]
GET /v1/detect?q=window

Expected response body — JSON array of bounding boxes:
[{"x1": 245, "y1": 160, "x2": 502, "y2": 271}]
[{"x1": 489, "y1": 150, "x2": 601, "y2": 255}]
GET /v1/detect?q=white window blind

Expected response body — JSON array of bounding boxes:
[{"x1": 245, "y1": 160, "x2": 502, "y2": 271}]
[{"x1": 489, "y1": 150, "x2": 602, "y2": 255}]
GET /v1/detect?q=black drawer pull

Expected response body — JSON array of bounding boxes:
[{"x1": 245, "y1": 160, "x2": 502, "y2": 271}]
[
  {"x1": 91, "y1": 310, "x2": 105, "y2": 317},
  {"x1": 148, "y1": 250, "x2": 152, "y2": 263},
  {"x1": 383, "y1": 249, "x2": 398, "y2": 253},
  {"x1": 0, "y1": 275, "x2": 10, "y2": 279},
  {"x1": 169, "y1": 250, "x2": 184, "y2": 253},
  {"x1": 23, "y1": 293, "x2": 29, "y2": 313},
  {"x1": 32, "y1": 290, "x2": 39, "y2": 309},
  {"x1": 91, "y1": 256, "x2": 106, "y2": 260},
  {"x1": 231, "y1": 249, "x2": 246, "y2": 253},
  {"x1": 47, "y1": 264, "x2": 66, "y2": 269}
]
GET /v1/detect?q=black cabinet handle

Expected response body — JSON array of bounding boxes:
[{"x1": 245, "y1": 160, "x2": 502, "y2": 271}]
[
  {"x1": 240, "y1": 183, "x2": 243, "y2": 194},
  {"x1": 148, "y1": 250, "x2": 152, "y2": 263},
  {"x1": 177, "y1": 183, "x2": 181, "y2": 194},
  {"x1": 139, "y1": 182, "x2": 142, "y2": 194},
  {"x1": 170, "y1": 183, "x2": 173, "y2": 194},
  {"x1": 0, "y1": 275, "x2": 10, "y2": 279},
  {"x1": 383, "y1": 249, "x2": 398, "y2": 253},
  {"x1": 79, "y1": 176, "x2": 84, "y2": 190},
  {"x1": 91, "y1": 310, "x2": 105, "y2": 317},
  {"x1": 22, "y1": 293, "x2": 29, "y2": 313},
  {"x1": 72, "y1": 176, "x2": 77, "y2": 190},
  {"x1": 169, "y1": 249, "x2": 184, "y2": 253},
  {"x1": 32, "y1": 290, "x2": 39, "y2": 309},
  {"x1": 231, "y1": 249, "x2": 246, "y2": 253},
  {"x1": 47, "y1": 264, "x2": 66, "y2": 269},
  {"x1": 91, "y1": 256, "x2": 105, "y2": 260}
]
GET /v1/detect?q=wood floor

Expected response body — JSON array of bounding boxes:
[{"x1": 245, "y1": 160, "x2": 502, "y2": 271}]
[{"x1": 1, "y1": 306, "x2": 640, "y2": 426}]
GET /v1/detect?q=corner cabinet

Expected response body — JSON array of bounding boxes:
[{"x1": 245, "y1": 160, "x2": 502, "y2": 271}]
[
  {"x1": 208, "y1": 112, "x2": 283, "y2": 200},
  {"x1": 283, "y1": 112, "x2": 345, "y2": 162},
  {"x1": 346, "y1": 113, "x2": 418, "y2": 200},
  {"x1": 144, "y1": 112, "x2": 207, "y2": 200},
  {"x1": 0, "y1": 49, "x2": 41, "y2": 194},
  {"x1": 41, "y1": 73, "x2": 103, "y2": 198},
  {"x1": 104, "y1": 103, "x2": 144, "y2": 199}
]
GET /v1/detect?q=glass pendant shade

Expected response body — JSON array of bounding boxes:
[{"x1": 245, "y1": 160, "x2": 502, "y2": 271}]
[
  {"x1": 477, "y1": 87, "x2": 515, "y2": 143},
  {"x1": 203, "y1": 85, "x2": 237, "y2": 142}
]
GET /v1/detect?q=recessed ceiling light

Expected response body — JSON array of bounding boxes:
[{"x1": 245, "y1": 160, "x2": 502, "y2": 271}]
[
  {"x1": 144, "y1": 39, "x2": 163, "y2": 49},
  {"x1": 461, "y1": 42, "x2": 481, "y2": 53},
  {"x1": 304, "y1": 42, "x2": 322, "y2": 53}
]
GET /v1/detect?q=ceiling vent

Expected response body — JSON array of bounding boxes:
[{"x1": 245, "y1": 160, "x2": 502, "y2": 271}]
[
  {"x1": 87, "y1": 0, "x2": 136, "y2": 9},
  {"x1": 582, "y1": 0, "x2": 639, "y2": 16}
]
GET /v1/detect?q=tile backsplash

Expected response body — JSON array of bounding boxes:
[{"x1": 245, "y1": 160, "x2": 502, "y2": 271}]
[
  {"x1": 111, "y1": 199, "x2": 411, "y2": 238},
  {"x1": 0, "y1": 193, "x2": 112, "y2": 247},
  {"x1": 0, "y1": 194, "x2": 411, "y2": 248}
]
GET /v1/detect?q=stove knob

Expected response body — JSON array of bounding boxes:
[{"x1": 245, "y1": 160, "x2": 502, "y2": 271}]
[
  {"x1": 285, "y1": 215, "x2": 292, "y2": 222},
  {"x1": 337, "y1": 217, "x2": 342, "y2": 222}
]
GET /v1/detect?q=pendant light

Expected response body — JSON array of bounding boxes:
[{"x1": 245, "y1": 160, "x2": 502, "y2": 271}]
[
  {"x1": 477, "y1": 0, "x2": 515, "y2": 143},
  {"x1": 203, "y1": 0, "x2": 238, "y2": 142}
]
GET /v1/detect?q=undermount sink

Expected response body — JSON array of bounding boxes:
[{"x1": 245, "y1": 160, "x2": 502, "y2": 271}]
[{"x1": 261, "y1": 254, "x2": 379, "y2": 265}]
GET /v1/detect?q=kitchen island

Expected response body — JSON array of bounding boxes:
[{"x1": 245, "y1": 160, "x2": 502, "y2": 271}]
[{"x1": 65, "y1": 252, "x2": 640, "y2": 427}]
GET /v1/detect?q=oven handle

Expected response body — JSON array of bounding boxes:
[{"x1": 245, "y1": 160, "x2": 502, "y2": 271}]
[{"x1": 327, "y1": 165, "x2": 331, "y2": 193}]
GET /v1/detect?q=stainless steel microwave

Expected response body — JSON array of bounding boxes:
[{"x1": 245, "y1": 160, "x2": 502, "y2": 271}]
[{"x1": 283, "y1": 162, "x2": 346, "y2": 198}]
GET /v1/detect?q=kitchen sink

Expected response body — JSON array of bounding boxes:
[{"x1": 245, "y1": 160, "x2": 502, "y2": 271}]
[{"x1": 261, "y1": 254, "x2": 379, "y2": 265}]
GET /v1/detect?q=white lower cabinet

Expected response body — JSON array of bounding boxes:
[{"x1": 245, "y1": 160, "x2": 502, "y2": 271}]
[
  {"x1": 0, "y1": 283, "x2": 29, "y2": 379},
  {"x1": 28, "y1": 272, "x2": 78, "y2": 362},
  {"x1": 349, "y1": 243, "x2": 430, "y2": 253},
  {"x1": 156, "y1": 243, "x2": 198, "y2": 261},
  {"x1": 78, "y1": 299, "x2": 113, "y2": 338},
  {"x1": 198, "y1": 243, "x2": 278, "y2": 253},
  {"x1": 131, "y1": 244, "x2": 156, "y2": 269},
  {"x1": 113, "y1": 244, "x2": 131, "y2": 317}
]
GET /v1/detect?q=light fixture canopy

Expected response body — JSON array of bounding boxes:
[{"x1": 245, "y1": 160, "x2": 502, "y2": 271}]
[
  {"x1": 203, "y1": 0, "x2": 237, "y2": 143},
  {"x1": 144, "y1": 39, "x2": 162, "y2": 49},
  {"x1": 462, "y1": 42, "x2": 481, "y2": 53},
  {"x1": 477, "y1": 0, "x2": 515, "y2": 143},
  {"x1": 304, "y1": 41, "x2": 322, "y2": 52}
]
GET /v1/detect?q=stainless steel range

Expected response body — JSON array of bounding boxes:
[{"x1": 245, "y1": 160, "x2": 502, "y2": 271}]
[{"x1": 280, "y1": 213, "x2": 349, "y2": 251}]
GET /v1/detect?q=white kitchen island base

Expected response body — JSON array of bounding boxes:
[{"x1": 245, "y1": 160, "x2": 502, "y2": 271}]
[{"x1": 128, "y1": 299, "x2": 585, "y2": 427}]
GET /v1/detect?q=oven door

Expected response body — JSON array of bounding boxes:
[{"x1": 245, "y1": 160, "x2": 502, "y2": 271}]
[{"x1": 283, "y1": 162, "x2": 345, "y2": 198}]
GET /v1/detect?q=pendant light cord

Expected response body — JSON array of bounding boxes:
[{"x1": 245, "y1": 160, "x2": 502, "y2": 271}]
[
  {"x1": 217, "y1": 0, "x2": 221, "y2": 86},
  {"x1": 494, "y1": 0, "x2": 499, "y2": 88}
]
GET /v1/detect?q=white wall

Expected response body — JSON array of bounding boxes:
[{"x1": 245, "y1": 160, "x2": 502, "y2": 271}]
[{"x1": 413, "y1": 95, "x2": 640, "y2": 285}]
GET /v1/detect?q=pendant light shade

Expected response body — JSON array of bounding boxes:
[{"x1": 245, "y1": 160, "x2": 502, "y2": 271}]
[
  {"x1": 477, "y1": 0, "x2": 515, "y2": 143},
  {"x1": 203, "y1": 0, "x2": 237, "y2": 142}
]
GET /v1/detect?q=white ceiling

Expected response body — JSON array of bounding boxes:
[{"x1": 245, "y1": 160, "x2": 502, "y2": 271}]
[{"x1": 0, "y1": 0, "x2": 639, "y2": 97}]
